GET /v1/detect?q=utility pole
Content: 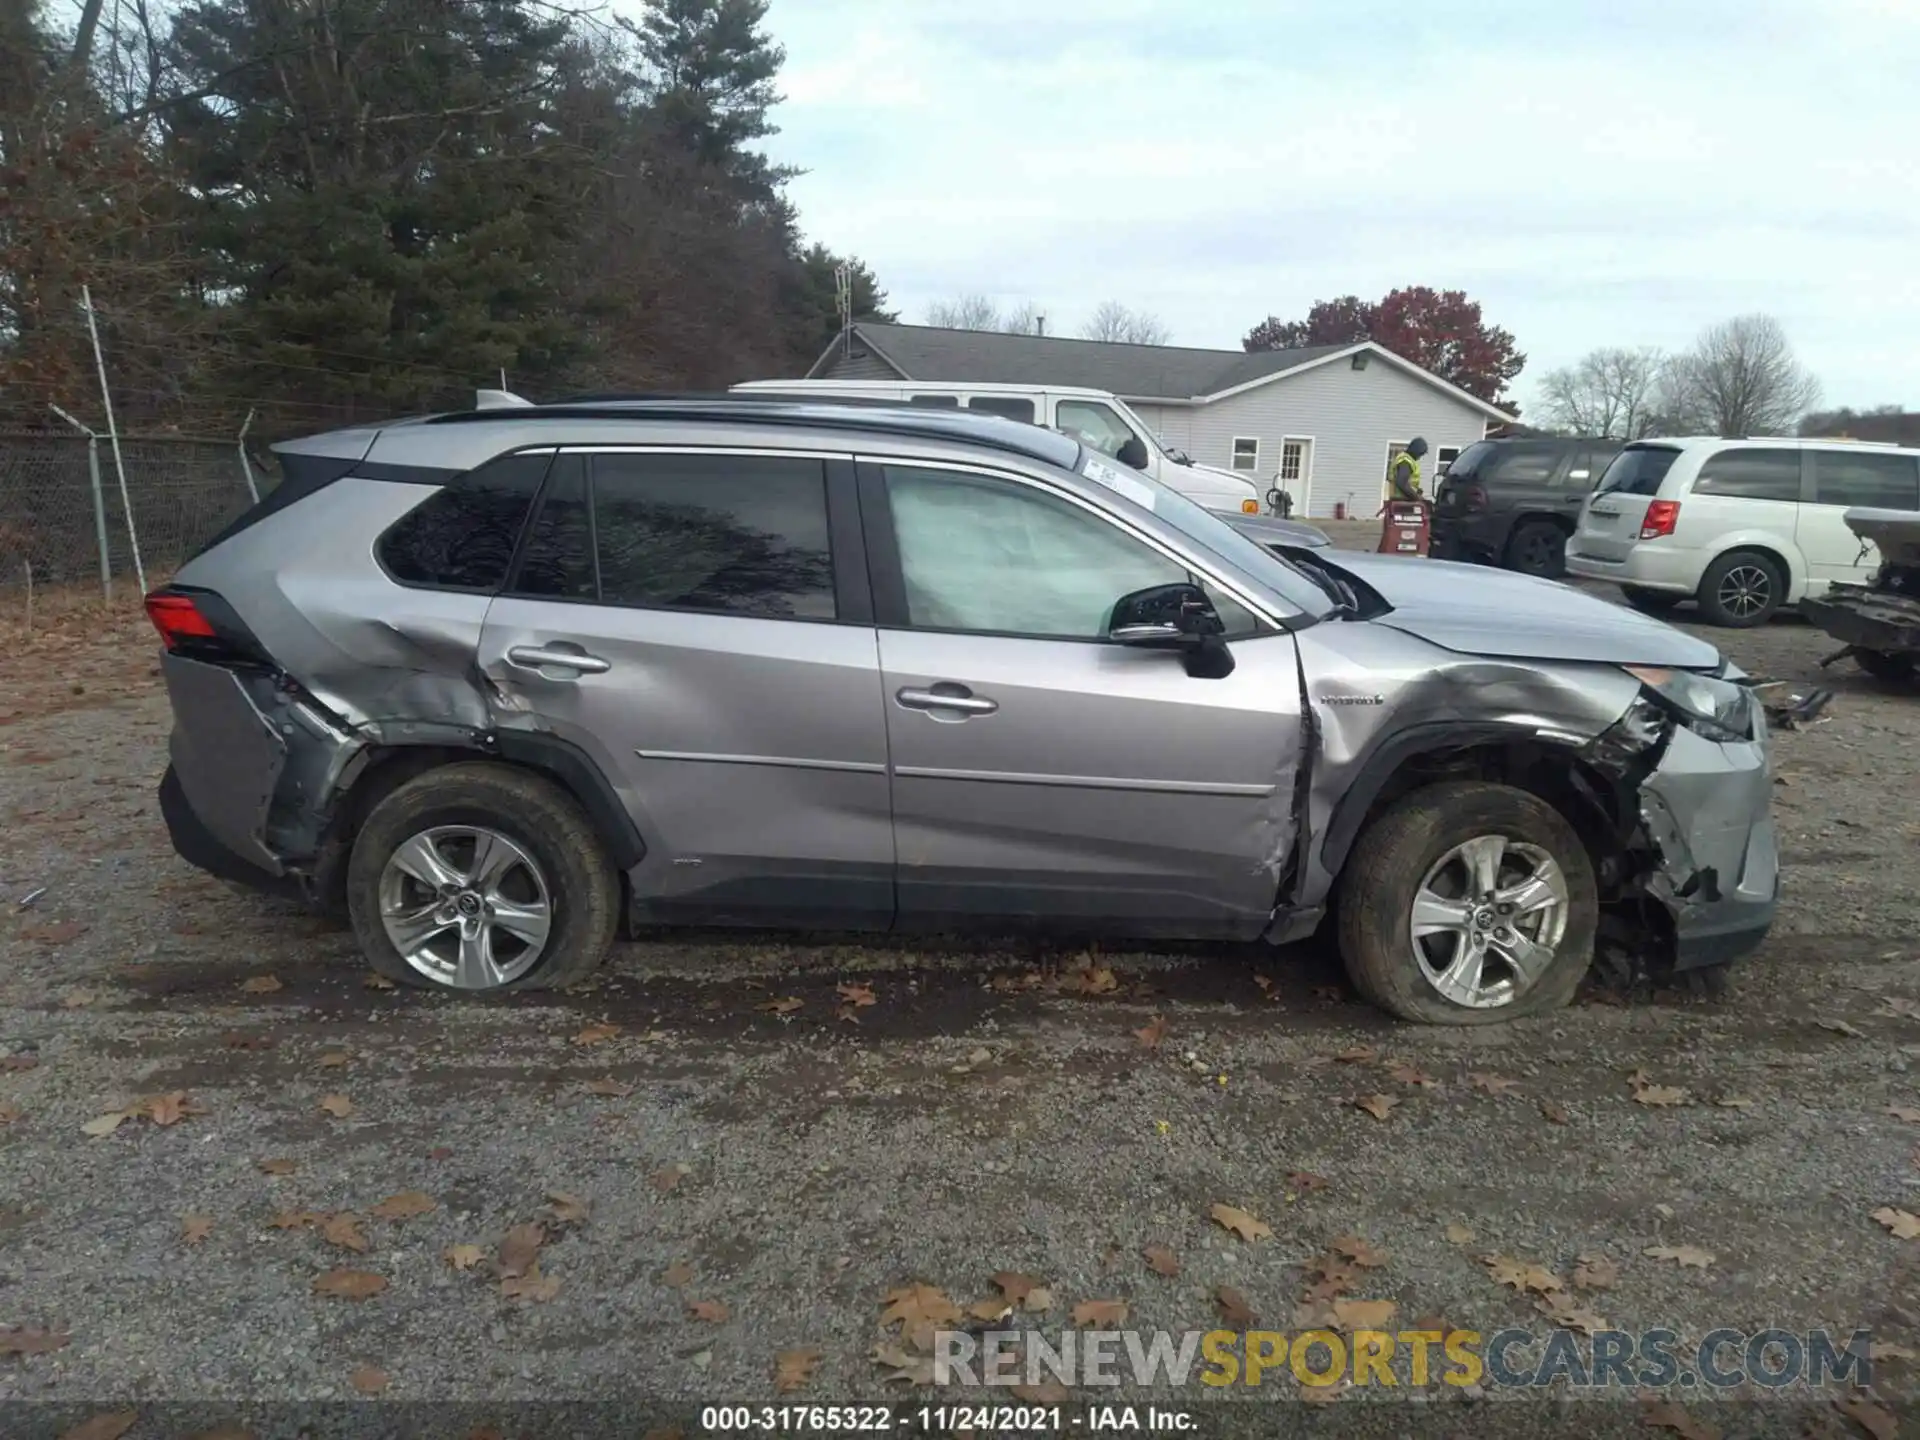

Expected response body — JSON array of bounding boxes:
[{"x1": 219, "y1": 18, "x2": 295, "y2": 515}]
[{"x1": 835, "y1": 262, "x2": 853, "y2": 359}]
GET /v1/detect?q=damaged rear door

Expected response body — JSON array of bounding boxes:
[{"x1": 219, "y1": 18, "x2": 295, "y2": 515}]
[{"x1": 863, "y1": 460, "x2": 1304, "y2": 939}]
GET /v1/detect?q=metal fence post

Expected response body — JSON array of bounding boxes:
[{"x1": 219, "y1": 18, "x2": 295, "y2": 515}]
[
  {"x1": 237, "y1": 408, "x2": 260, "y2": 504},
  {"x1": 81, "y1": 284, "x2": 146, "y2": 594},
  {"x1": 50, "y1": 404, "x2": 113, "y2": 600}
]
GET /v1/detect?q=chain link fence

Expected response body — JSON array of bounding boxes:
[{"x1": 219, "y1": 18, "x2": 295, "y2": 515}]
[{"x1": 0, "y1": 430, "x2": 273, "y2": 599}]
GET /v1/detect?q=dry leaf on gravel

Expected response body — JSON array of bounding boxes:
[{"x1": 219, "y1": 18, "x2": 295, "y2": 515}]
[
  {"x1": 56, "y1": 1412, "x2": 138, "y2": 1440},
  {"x1": 1468, "y1": 1072, "x2": 1521, "y2": 1097},
  {"x1": 545, "y1": 1191, "x2": 590, "y2": 1224},
  {"x1": 81, "y1": 1110, "x2": 129, "y2": 1137},
  {"x1": 497, "y1": 1223, "x2": 546, "y2": 1278},
  {"x1": 1332, "y1": 1045, "x2": 1376, "y2": 1064},
  {"x1": 63, "y1": 990, "x2": 97, "y2": 1009},
  {"x1": 1329, "y1": 1298, "x2": 1396, "y2": 1331},
  {"x1": 650, "y1": 1163, "x2": 692, "y2": 1193},
  {"x1": 22, "y1": 921, "x2": 87, "y2": 946},
  {"x1": 317, "y1": 1094, "x2": 354, "y2": 1119},
  {"x1": 501, "y1": 1266, "x2": 562, "y2": 1303},
  {"x1": 1638, "y1": 1397, "x2": 1723, "y2": 1440},
  {"x1": 268, "y1": 1210, "x2": 323, "y2": 1231},
  {"x1": 317, "y1": 1051, "x2": 350, "y2": 1069},
  {"x1": 0, "y1": 1101, "x2": 21, "y2": 1124},
  {"x1": 1887, "y1": 1106, "x2": 1920, "y2": 1123},
  {"x1": 1572, "y1": 1254, "x2": 1620, "y2": 1290},
  {"x1": 443, "y1": 1245, "x2": 485, "y2": 1271},
  {"x1": 321, "y1": 1214, "x2": 369, "y2": 1253},
  {"x1": 572, "y1": 1022, "x2": 620, "y2": 1046},
  {"x1": 967, "y1": 1297, "x2": 1011, "y2": 1322},
  {"x1": 869, "y1": 1340, "x2": 935, "y2": 1386},
  {"x1": 238, "y1": 975, "x2": 282, "y2": 994},
  {"x1": 1354, "y1": 1093, "x2": 1399, "y2": 1121},
  {"x1": 181, "y1": 1214, "x2": 214, "y2": 1246},
  {"x1": 1012, "y1": 1380, "x2": 1071, "y2": 1403},
  {"x1": 1873, "y1": 1207, "x2": 1920, "y2": 1239},
  {"x1": 1330, "y1": 1235, "x2": 1388, "y2": 1269},
  {"x1": 1214, "y1": 1286, "x2": 1256, "y2": 1326},
  {"x1": 1133, "y1": 1015, "x2": 1168, "y2": 1051},
  {"x1": 837, "y1": 982, "x2": 877, "y2": 1008},
  {"x1": 1630, "y1": 1079, "x2": 1691, "y2": 1107},
  {"x1": 0, "y1": 1325, "x2": 71, "y2": 1355},
  {"x1": 142, "y1": 1092, "x2": 203, "y2": 1127},
  {"x1": 685, "y1": 1297, "x2": 731, "y2": 1324},
  {"x1": 759, "y1": 997, "x2": 804, "y2": 1015},
  {"x1": 1142, "y1": 1243, "x2": 1180, "y2": 1277},
  {"x1": 350, "y1": 1365, "x2": 389, "y2": 1395},
  {"x1": 774, "y1": 1349, "x2": 821, "y2": 1392},
  {"x1": 1713, "y1": 1095, "x2": 1754, "y2": 1109},
  {"x1": 880, "y1": 1282, "x2": 962, "y2": 1332},
  {"x1": 312, "y1": 1269, "x2": 387, "y2": 1300},
  {"x1": 1385, "y1": 1061, "x2": 1438, "y2": 1089},
  {"x1": 1284, "y1": 1170, "x2": 1330, "y2": 1195},
  {"x1": 0, "y1": 1054, "x2": 39, "y2": 1073},
  {"x1": 370, "y1": 1191, "x2": 436, "y2": 1222},
  {"x1": 1540, "y1": 1100, "x2": 1571, "y2": 1125},
  {"x1": 1644, "y1": 1244, "x2": 1715, "y2": 1269},
  {"x1": 992, "y1": 1271, "x2": 1046, "y2": 1309},
  {"x1": 1872, "y1": 1341, "x2": 1918, "y2": 1362},
  {"x1": 1210, "y1": 1203, "x2": 1272, "y2": 1242},
  {"x1": 1535, "y1": 1292, "x2": 1609, "y2": 1335},
  {"x1": 1071, "y1": 1299, "x2": 1129, "y2": 1327},
  {"x1": 1879, "y1": 998, "x2": 1920, "y2": 1020},
  {"x1": 221, "y1": 1032, "x2": 276, "y2": 1051},
  {"x1": 363, "y1": 974, "x2": 396, "y2": 991},
  {"x1": 1483, "y1": 1255, "x2": 1564, "y2": 1293},
  {"x1": 1817, "y1": 1018, "x2": 1865, "y2": 1038},
  {"x1": 1444, "y1": 1223, "x2": 1476, "y2": 1246},
  {"x1": 1835, "y1": 1396, "x2": 1898, "y2": 1440},
  {"x1": 1299, "y1": 1378, "x2": 1350, "y2": 1405},
  {"x1": 582, "y1": 1077, "x2": 632, "y2": 1098},
  {"x1": 256, "y1": 1158, "x2": 297, "y2": 1175},
  {"x1": 660, "y1": 1260, "x2": 694, "y2": 1288}
]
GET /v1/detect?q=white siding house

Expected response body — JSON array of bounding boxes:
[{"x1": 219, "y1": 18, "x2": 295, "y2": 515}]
[{"x1": 799, "y1": 324, "x2": 1517, "y2": 517}]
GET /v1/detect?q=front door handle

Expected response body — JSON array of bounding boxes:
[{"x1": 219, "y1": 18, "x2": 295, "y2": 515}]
[
  {"x1": 896, "y1": 684, "x2": 998, "y2": 716},
  {"x1": 506, "y1": 644, "x2": 612, "y2": 676}
]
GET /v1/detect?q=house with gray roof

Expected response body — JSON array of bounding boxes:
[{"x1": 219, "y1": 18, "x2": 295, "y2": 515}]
[{"x1": 801, "y1": 323, "x2": 1519, "y2": 518}]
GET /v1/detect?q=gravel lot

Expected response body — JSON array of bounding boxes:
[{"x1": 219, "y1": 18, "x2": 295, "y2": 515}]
[{"x1": 1, "y1": 550, "x2": 1916, "y2": 1440}]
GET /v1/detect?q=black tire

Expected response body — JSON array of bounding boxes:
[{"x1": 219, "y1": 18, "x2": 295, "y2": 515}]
[
  {"x1": 1857, "y1": 649, "x2": 1918, "y2": 687},
  {"x1": 1336, "y1": 781, "x2": 1598, "y2": 1025},
  {"x1": 347, "y1": 762, "x2": 620, "y2": 993},
  {"x1": 1695, "y1": 550, "x2": 1784, "y2": 628},
  {"x1": 1505, "y1": 519, "x2": 1568, "y2": 579},
  {"x1": 1620, "y1": 585, "x2": 1683, "y2": 617}
]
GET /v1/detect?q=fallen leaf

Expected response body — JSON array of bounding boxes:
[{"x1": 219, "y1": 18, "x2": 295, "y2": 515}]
[
  {"x1": 572, "y1": 1022, "x2": 620, "y2": 1046},
  {"x1": 1332, "y1": 1045, "x2": 1377, "y2": 1064},
  {"x1": 317, "y1": 1051, "x2": 350, "y2": 1069},
  {"x1": 1572, "y1": 1253, "x2": 1620, "y2": 1290},
  {"x1": 501, "y1": 1266, "x2": 561, "y2": 1303},
  {"x1": 1330, "y1": 1235, "x2": 1388, "y2": 1269},
  {"x1": 1284, "y1": 1170, "x2": 1330, "y2": 1194},
  {"x1": 582, "y1": 1077, "x2": 632, "y2": 1098},
  {"x1": 660, "y1": 1260, "x2": 695, "y2": 1288},
  {"x1": 837, "y1": 982, "x2": 877, "y2": 1007},
  {"x1": 1836, "y1": 1396, "x2": 1898, "y2": 1440},
  {"x1": 268, "y1": 1210, "x2": 323, "y2": 1231},
  {"x1": 1888, "y1": 1106, "x2": 1920, "y2": 1123},
  {"x1": 239, "y1": 975, "x2": 282, "y2": 994},
  {"x1": 869, "y1": 1340, "x2": 935, "y2": 1386},
  {"x1": 759, "y1": 997, "x2": 804, "y2": 1015},
  {"x1": 688, "y1": 1298, "x2": 730, "y2": 1323},
  {"x1": 1142, "y1": 1242, "x2": 1180, "y2": 1277},
  {"x1": 1253, "y1": 975, "x2": 1275, "y2": 996},
  {"x1": 350, "y1": 1365, "x2": 389, "y2": 1395},
  {"x1": 835, "y1": 1004, "x2": 862, "y2": 1024},
  {"x1": 63, "y1": 989, "x2": 97, "y2": 1009},
  {"x1": 1468, "y1": 1072, "x2": 1521, "y2": 1097},
  {"x1": 1638, "y1": 1397, "x2": 1723, "y2": 1440},
  {"x1": 0, "y1": 1325, "x2": 71, "y2": 1355},
  {"x1": 1301, "y1": 1255, "x2": 1358, "y2": 1303},
  {"x1": 312, "y1": 1268, "x2": 387, "y2": 1300},
  {"x1": 1329, "y1": 1297, "x2": 1397, "y2": 1331},
  {"x1": 1879, "y1": 997, "x2": 1920, "y2": 1020},
  {"x1": 256, "y1": 1157, "x2": 298, "y2": 1175},
  {"x1": 1643, "y1": 1244, "x2": 1715, "y2": 1269},
  {"x1": 1022, "y1": 1285, "x2": 1054, "y2": 1314},
  {"x1": 497, "y1": 1223, "x2": 545, "y2": 1278},
  {"x1": 318, "y1": 1094, "x2": 354, "y2": 1119},
  {"x1": 1873, "y1": 1207, "x2": 1920, "y2": 1239},
  {"x1": 544, "y1": 1191, "x2": 591, "y2": 1224},
  {"x1": 142, "y1": 1092, "x2": 203, "y2": 1127},
  {"x1": 370, "y1": 1191, "x2": 436, "y2": 1222},
  {"x1": 1071, "y1": 1299, "x2": 1129, "y2": 1327},
  {"x1": 1482, "y1": 1255, "x2": 1564, "y2": 1293},
  {"x1": 993, "y1": 1270, "x2": 1045, "y2": 1308},
  {"x1": 0, "y1": 1054, "x2": 39, "y2": 1072},
  {"x1": 1540, "y1": 1100, "x2": 1570, "y2": 1125},
  {"x1": 1213, "y1": 1286, "x2": 1256, "y2": 1326},
  {"x1": 181, "y1": 1214, "x2": 215, "y2": 1245},
  {"x1": 56, "y1": 1412, "x2": 138, "y2": 1440},
  {"x1": 1300, "y1": 1379, "x2": 1350, "y2": 1405},
  {"x1": 1443, "y1": 1223, "x2": 1475, "y2": 1246},
  {"x1": 774, "y1": 1348, "x2": 821, "y2": 1392},
  {"x1": 1713, "y1": 1095, "x2": 1754, "y2": 1110},
  {"x1": 1873, "y1": 1341, "x2": 1919, "y2": 1362},
  {"x1": 81, "y1": 1109, "x2": 129, "y2": 1138},
  {"x1": 967, "y1": 1297, "x2": 1011, "y2": 1322},
  {"x1": 880, "y1": 1281, "x2": 963, "y2": 1332},
  {"x1": 1386, "y1": 1060, "x2": 1438, "y2": 1088},
  {"x1": 363, "y1": 974, "x2": 396, "y2": 991},
  {"x1": 1534, "y1": 1292, "x2": 1609, "y2": 1336},
  {"x1": 1209, "y1": 1202, "x2": 1272, "y2": 1242},
  {"x1": 21, "y1": 921, "x2": 86, "y2": 945},
  {"x1": 0, "y1": 1101, "x2": 20, "y2": 1124},
  {"x1": 321, "y1": 1213, "x2": 369, "y2": 1253},
  {"x1": 1631, "y1": 1082, "x2": 1691, "y2": 1108},
  {"x1": 1063, "y1": 964, "x2": 1118, "y2": 996},
  {"x1": 1817, "y1": 1018, "x2": 1865, "y2": 1038},
  {"x1": 221, "y1": 1031, "x2": 277, "y2": 1051},
  {"x1": 1011, "y1": 1381, "x2": 1071, "y2": 1403},
  {"x1": 1354, "y1": 1093, "x2": 1399, "y2": 1121},
  {"x1": 650, "y1": 1163, "x2": 692, "y2": 1193},
  {"x1": 1133, "y1": 1014, "x2": 1168, "y2": 1051},
  {"x1": 443, "y1": 1244, "x2": 485, "y2": 1271}
]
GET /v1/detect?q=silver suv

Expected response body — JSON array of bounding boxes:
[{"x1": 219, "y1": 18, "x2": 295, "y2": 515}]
[{"x1": 150, "y1": 397, "x2": 1778, "y2": 1023}]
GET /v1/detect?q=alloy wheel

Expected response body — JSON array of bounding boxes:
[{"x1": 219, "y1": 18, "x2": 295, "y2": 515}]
[
  {"x1": 377, "y1": 825, "x2": 553, "y2": 990},
  {"x1": 1716, "y1": 564, "x2": 1773, "y2": 620},
  {"x1": 1408, "y1": 834, "x2": 1569, "y2": 1010}
]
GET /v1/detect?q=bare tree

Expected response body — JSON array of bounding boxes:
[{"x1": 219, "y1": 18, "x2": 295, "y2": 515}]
[
  {"x1": 1002, "y1": 300, "x2": 1046, "y2": 336},
  {"x1": 1671, "y1": 315, "x2": 1822, "y2": 438},
  {"x1": 1080, "y1": 300, "x2": 1170, "y2": 346},
  {"x1": 1535, "y1": 347, "x2": 1668, "y2": 438},
  {"x1": 925, "y1": 294, "x2": 1001, "y2": 331}
]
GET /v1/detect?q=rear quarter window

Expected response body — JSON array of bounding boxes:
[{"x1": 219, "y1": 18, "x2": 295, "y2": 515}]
[
  {"x1": 378, "y1": 451, "x2": 552, "y2": 591},
  {"x1": 1690, "y1": 449, "x2": 1803, "y2": 502},
  {"x1": 1595, "y1": 446, "x2": 1681, "y2": 497}
]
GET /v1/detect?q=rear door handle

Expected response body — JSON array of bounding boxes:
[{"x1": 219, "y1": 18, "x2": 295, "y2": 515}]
[
  {"x1": 896, "y1": 685, "x2": 998, "y2": 716},
  {"x1": 506, "y1": 644, "x2": 611, "y2": 676}
]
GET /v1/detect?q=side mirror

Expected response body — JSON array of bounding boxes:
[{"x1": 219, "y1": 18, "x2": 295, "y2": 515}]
[
  {"x1": 1116, "y1": 436, "x2": 1151, "y2": 471},
  {"x1": 1109, "y1": 583, "x2": 1235, "y2": 678}
]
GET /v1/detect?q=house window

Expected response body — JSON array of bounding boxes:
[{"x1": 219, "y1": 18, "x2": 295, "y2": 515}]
[
  {"x1": 1279, "y1": 440, "x2": 1306, "y2": 483},
  {"x1": 1436, "y1": 446, "x2": 1462, "y2": 477},
  {"x1": 1231, "y1": 437, "x2": 1260, "y2": 472}
]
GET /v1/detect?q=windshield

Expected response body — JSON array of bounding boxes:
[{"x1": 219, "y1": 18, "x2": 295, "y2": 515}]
[
  {"x1": 1594, "y1": 444, "x2": 1681, "y2": 497},
  {"x1": 1442, "y1": 441, "x2": 1497, "y2": 482}
]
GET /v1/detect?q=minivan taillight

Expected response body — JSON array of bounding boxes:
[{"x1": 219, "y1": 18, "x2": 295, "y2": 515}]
[
  {"x1": 145, "y1": 592, "x2": 217, "y2": 649},
  {"x1": 1639, "y1": 501, "x2": 1681, "y2": 540}
]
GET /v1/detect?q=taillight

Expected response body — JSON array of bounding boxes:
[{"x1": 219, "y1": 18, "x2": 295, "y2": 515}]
[
  {"x1": 1461, "y1": 484, "x2": 1489, "y2": 511},
  {"x1": 145, "y1": 592, "x2": 217, "y2": 649},
  {"x1": 1640, "y1": 501, "x2": 1681, "y2": 540}
]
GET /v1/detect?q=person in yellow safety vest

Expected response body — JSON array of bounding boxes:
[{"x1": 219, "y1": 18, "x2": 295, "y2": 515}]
[{"x1": 1389, "y1": 436, "x2": 1430, "y2": 503}]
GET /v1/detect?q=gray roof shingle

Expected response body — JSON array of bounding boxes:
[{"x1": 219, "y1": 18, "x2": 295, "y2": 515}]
[{"x1": 821, "y1": 323, "x2": 1350, "y2": 399}]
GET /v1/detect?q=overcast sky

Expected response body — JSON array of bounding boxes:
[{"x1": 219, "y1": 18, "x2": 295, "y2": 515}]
[{"x1": 764, "y1": 0, "x2": 1919, "y2": 411}]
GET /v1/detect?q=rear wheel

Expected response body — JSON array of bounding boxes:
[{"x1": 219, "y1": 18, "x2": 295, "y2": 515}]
[
  {"x1": 347, "y1": 762, "x2": 620, "y2": 994},
  {"x1": 1696, "y1": 550, "x2": 1784, "y2": 628},
  {"x1": 1505, "y1": 519, "x2": 1569, "y2": 578},
  {"x1": 1856, "y1": 649, "x2": 1918, "y2": 687},
  {"x1": 1337, "y1": 781, "x2": 1597, "y2": 1025},
  {"x1": 1620, "y1": 585, "x2": 1683, "y2": 617}
]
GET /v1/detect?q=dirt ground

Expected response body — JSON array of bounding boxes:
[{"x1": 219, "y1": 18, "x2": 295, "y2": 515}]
[{"x1": 0, "y1": 557, "x2": 1917, "y2": 1440}]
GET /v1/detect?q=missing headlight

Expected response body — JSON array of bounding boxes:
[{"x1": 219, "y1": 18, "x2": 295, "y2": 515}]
[{"x1": 1622, "y1": 665, "x2": 1755, "y2": 743}]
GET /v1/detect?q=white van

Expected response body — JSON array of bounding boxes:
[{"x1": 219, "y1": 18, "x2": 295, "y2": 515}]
[
  {"x1": 1565, "y1": 437, "x2": 1920, "y2": 627},
  {"x1": 730, "y1": 379, "x2": 1265, "y2": 517}
]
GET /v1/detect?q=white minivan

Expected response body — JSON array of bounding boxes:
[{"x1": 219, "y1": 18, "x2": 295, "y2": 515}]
[
  {"x1": 1565, "y1": 437, "x2": 1920, "y2": 627},
  {"x1": 730, "y1": 379, "x2": 1265, "y2": 517}
]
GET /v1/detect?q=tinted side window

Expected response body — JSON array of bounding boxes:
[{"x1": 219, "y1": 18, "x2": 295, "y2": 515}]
[
  {"x1": 1595, "y1": 446, "x2": 1680, "y2": 497},
  {"x1": 512, "y1": 455, "x2": 596, "y2": 600},
  {"x1": 590, "y1": 453, "x2": 835, "y2": 620},
  {"x1": 1692, "y1": 449, "x2": 1802, "y2": 501},
  {"x1": 1484, "y1": 443, "x2": 1561, "y2": 484},
  {"x1": 967, "y1": 396, "x2": 1035, "y2": 422},
  {"x1": 378, "y1": 451, "x2": 551, "y2": 590},
  {"x1": 1812, "y1": 450, "x2": 1920, "y2": 510},
  {"x1": 909, "y1": 394, "x2": 960, "y2": 408},
  {"x1": 1564, "y1": 446, "x2": 1616, "y2": 489}
]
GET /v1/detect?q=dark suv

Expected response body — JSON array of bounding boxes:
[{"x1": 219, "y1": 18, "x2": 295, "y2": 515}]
[{"x1": 1433, "y1": 437, "x2": 1624, "y2": 578}]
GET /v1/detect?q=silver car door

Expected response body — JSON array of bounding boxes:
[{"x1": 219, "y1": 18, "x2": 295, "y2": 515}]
[
  {"x1": 859, "y1": 458, "x2": 1304, "y2": 940},
  {"x1": 477, "y1": 448, "x2": 893, "y2": 929}
]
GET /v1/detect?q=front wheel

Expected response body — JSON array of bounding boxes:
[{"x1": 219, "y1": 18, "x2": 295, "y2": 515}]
[
  {"x1": 1505, "y1": 519, "x2": 1568, "y2": 578},
  {"x1": 1337, "y1": 781, "x2": 1598, "y2": 1025}
]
